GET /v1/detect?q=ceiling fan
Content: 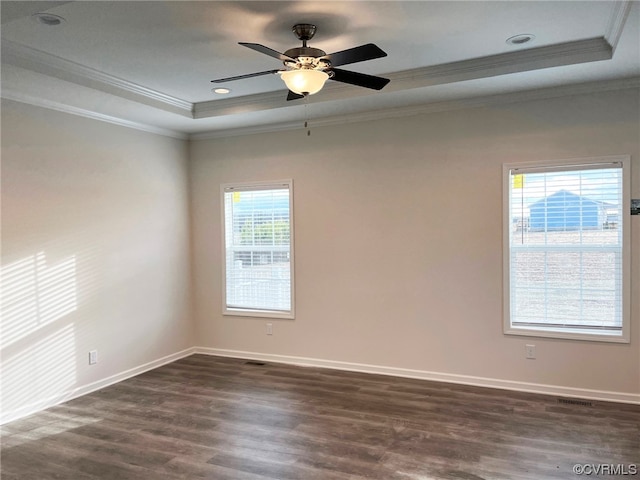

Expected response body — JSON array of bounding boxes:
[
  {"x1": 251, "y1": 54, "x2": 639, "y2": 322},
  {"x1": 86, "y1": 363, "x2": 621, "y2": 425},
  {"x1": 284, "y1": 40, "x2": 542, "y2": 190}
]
[{"x1": 211, "y1": 24, "x2": 390, "y2": 100}]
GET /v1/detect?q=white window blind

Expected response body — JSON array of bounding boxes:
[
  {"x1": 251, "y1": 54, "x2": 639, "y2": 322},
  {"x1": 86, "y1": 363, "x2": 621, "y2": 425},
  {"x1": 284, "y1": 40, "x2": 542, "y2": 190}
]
[
  {"x1": 222, "y1": 181, "x2": 293, "y2": 317},
  {"x1": 505, "y1": 159, "x2": 628, "y2": 340}
]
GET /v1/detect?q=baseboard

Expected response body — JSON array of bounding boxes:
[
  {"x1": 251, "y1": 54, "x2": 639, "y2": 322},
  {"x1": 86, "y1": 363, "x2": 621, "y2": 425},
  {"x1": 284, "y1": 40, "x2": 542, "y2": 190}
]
[
  {"x1": 1, "y1": 347, "x2": 196, "y2": 425},
  {"x1": 4, "y1": 345, "x2": 636, "y2": 425},
  {"x1": 194, "y1": 347, "x2": 640, "y2": 405}
]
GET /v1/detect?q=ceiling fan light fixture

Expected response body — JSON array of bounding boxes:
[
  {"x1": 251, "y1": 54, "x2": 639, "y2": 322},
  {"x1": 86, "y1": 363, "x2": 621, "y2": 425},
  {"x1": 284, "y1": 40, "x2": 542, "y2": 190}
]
[
  {"x1": 280, "y1": 69, "x2": 329, "y2": 95},
  {"x1": 211, "y1": 25, "x2": 389, "y2": 100}
]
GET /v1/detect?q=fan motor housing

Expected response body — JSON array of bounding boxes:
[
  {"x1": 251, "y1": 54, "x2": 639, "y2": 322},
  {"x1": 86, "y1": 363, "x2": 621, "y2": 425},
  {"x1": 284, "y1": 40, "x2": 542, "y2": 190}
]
[{"x1": 284, "y1": 46, "x2": 326, "y2": 59}]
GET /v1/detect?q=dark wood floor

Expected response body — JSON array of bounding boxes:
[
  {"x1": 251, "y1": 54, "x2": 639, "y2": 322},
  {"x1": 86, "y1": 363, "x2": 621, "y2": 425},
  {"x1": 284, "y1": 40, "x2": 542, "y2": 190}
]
[{"x1": 1, "y1": 355, "x2": 638, "y2": 479}]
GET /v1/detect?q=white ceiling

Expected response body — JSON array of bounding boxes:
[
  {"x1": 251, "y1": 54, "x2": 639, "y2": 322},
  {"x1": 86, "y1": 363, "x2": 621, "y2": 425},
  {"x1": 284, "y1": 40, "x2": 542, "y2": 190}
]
[{"x1": 2, "y1": 1, "x2": 639, "y2": 139}]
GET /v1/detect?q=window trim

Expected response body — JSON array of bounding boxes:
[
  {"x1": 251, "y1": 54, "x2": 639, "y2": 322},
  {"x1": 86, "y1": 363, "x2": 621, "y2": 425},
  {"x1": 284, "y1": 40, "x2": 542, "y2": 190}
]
[
  {"x1": 502, "y1": 155, "x2": 630, "y2": 343},
  {"x1": 221, "y1": 179, "x2": 295, "y2": 320}
]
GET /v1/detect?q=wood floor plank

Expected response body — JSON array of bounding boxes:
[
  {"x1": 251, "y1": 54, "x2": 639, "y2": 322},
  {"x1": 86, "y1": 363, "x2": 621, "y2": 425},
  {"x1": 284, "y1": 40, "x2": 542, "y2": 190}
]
[{"x1": 2, "y1": 354, "x2": 638, "y2": 479}]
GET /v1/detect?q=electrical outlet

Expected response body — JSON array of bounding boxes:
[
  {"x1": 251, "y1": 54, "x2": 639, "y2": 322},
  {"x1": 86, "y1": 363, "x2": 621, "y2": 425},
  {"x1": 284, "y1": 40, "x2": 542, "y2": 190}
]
[
  {"x1": 89, "y1": 350, "x2": 98, "y2": 365},
  {"x1": 266, "y1": 323, "x2": 273, "y2": 335},
  {"x1": 525, "y1": 344, "x2": 536, "y2": 359}
]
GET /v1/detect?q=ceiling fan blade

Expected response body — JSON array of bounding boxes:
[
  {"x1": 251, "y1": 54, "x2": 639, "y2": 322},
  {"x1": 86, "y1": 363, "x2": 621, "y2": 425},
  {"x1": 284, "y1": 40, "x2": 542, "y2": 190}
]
[
  {"x1": 239, "y1": 42, "x2": 295, "y2": 62},
  {"x1": 323, "y1": 43, "x2": 387, "y2": 67},
  {"x1": 286, "y1": 90, "x2": 305, "y2": 101},
  {"x1": 330, "y1": 68, "x2": 390, "y2": 90},
  {"x1": 211, "y1": 69, "x2": 280, "y2": 83}
]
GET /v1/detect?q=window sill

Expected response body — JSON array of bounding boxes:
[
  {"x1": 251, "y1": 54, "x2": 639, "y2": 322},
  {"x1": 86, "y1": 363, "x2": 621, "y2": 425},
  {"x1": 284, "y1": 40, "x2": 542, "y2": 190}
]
[
  {"x1": 223, "y1": 308, "x2": 294, "y2": 320},
  {"x1": 504, "y1": 325, "x2": 629, "y2": 343}
]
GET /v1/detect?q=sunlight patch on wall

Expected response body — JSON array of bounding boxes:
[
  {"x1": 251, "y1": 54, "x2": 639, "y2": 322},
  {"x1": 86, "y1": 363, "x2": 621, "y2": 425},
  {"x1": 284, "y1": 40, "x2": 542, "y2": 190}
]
[
  {"x1": 1, "y1": 324, "x2": 77, "y2": 415},
  {"x1": 1, "y1": 252, "x2": 78, "y2": 348}
]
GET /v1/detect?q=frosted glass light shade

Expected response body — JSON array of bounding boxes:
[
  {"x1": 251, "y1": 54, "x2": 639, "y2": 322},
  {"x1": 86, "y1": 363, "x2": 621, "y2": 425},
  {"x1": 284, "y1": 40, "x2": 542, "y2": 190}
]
[{"x1": 281, "y1": 70, "x2": 329, "y2": 95}]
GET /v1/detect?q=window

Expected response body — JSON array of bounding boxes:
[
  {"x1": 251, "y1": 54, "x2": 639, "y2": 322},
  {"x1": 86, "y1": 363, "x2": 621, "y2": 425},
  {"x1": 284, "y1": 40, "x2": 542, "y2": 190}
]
[
  {"x1": 503, "y1": 156, "x2": 629, "y2": 342},
  {"x1": 222, "y1": 180, "x2": 294, "y2": 318}
]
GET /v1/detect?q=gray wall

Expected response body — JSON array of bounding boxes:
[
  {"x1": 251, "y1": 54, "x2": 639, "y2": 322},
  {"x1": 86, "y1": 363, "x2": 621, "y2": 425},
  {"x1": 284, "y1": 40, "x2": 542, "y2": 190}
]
[
  {"x1": 1, "y1": 100, "x2": 194, "y2": 421},
  {"x1": 190, "y1": 88, "x2": 640, "y2": 397},
  {"x1": 2, "y1": 86, "x2": 638, "y2": 423}
]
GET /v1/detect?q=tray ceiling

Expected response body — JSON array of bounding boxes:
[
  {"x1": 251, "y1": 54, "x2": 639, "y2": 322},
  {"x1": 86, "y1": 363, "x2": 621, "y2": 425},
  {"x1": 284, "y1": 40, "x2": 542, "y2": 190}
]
[{"x1": 2, "y1": 1, "x2": 639, "y2": 138}]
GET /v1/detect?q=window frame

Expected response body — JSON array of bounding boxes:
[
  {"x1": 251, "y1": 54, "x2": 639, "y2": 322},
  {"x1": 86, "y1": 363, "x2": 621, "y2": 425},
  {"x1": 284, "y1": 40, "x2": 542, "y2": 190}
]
[
  {"x1": 221, "y1": 179, "x2": 295, "y2": 319},
  {"x1": 503, "y1": 155, "x2": 630, "y2": 343}
]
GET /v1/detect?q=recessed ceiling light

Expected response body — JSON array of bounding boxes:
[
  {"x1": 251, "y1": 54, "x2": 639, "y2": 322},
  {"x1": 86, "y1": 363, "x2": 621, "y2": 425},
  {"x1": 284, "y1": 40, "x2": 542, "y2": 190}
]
[
  {"x1": 32, "y1": 12, "x2": 66, "y2": 26},
  {"x1": 506, "y1": 34, "x2": 535, "y2": 46},
  {"x1": 212, "y1": 88, "x2": 231, "y2": 94}
]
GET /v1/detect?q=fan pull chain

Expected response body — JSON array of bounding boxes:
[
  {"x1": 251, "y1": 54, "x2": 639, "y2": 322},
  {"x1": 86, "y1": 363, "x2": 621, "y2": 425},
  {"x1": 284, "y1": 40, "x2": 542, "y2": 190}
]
[{"x1": 304, "y1": 94, "x2": 311, "y2": 136}]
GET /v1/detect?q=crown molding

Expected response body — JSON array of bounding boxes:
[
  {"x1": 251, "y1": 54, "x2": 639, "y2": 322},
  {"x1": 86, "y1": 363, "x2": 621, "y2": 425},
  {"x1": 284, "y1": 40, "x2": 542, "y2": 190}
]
[
  {"x1": 193, "y1": 90, "x2": 288, "y2": 119},
  {"x1": 2, "y1": 89, "x2": 188, "y2": 140},
  {"x1": 387, "y1": 37, "x2": 612, "y2": 87},
  {"x1": 326, "y1": 76, "x2": 640, "y2": 126},
  {"x1": 1, "y1": 32, "x2": 617, "y2": 124},
  {"x1": 191, "y1": 119, "x2": 304, "y2": 140},
  {"x1": 1, "y1": 39, "x2": 194, "y2": 117},
  {"x1": 189, "y1": 76, "x2": 640, "y2": 140},
  {"x1": 4, "y1": 75, "x2": 637, "y2": 142},
  {"x1": 605, "y1": 0, "x2": 633, "y2": 51}
]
